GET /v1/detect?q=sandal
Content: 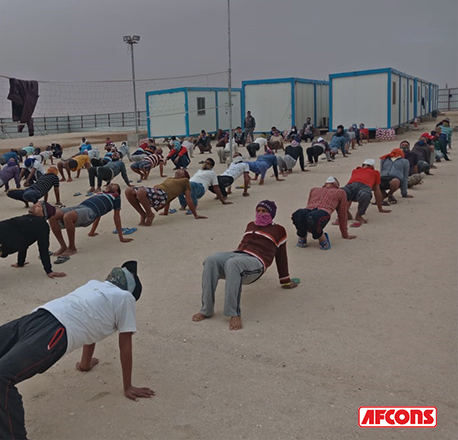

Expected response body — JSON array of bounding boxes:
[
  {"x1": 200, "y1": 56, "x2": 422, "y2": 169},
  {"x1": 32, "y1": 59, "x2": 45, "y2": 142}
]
[
  {"x1": 112, "y1": 227, "x2": 137, "y2": 235},
  {"x1": 54, "y1": 255, "x2": 70, "y2": 264},
  {"x1": 320, "y1": 233, "x2": 331, "y2": 250},
  {"x1": 296, "y1": 238, "x2": 308, "y2": 248},
  {"x1": 388, "y1": 195, "x2": 397, "y2": 204},
  {"x1": 73, "y1": 192, "x2": 81, "y2": 196},
  {"x1": 169, "y1": 208, "x2": 177, "y2": 214}
]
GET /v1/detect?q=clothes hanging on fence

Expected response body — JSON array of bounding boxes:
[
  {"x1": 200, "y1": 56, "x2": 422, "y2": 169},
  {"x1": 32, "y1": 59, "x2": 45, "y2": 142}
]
[{"x1": 7, "y1": 78, "x2": 39, "y2": 136}]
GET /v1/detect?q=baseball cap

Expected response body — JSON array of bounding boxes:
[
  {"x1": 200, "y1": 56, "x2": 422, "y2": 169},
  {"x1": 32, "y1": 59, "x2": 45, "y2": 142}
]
[
  {"x1": 325, "y1": 176, "x2": 336, "y2": 183},
  {"x1": 363, "y1": 159, "x2": 376, "y2": 167}
]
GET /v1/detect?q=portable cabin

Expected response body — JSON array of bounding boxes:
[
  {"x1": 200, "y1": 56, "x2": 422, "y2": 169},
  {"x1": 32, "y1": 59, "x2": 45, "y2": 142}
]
[
  {"x1": 329, "y1": 68, "x2": 431, "y2": 131},
  {"x1": 146, "y1": 87, "x2": 242, "y2": 138},
  {"x1": 241, "y1": 77, "x2": 329, "y2": 134}
]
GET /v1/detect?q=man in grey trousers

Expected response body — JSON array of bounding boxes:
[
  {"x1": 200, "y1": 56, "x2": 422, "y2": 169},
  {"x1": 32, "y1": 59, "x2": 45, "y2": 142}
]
[{"x1": 192, "y1": 200, "x2": 298, "y2": 331}]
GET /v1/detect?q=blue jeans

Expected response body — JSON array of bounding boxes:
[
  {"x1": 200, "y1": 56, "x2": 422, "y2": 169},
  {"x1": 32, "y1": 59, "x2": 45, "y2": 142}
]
[{"x1": 178, "y1": 182, "x2": 206, "y2": 208}]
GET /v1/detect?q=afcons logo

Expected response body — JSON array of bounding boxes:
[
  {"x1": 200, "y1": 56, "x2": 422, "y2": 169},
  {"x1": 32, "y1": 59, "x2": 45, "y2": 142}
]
[{"x1": 359, "y1": 407, "x2": 437, "y2": 428}]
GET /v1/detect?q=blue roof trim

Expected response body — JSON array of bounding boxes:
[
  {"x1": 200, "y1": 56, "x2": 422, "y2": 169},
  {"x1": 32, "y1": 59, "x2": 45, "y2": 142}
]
[
  {"x1": 145, "y1": 87, "x2": 241, "y2": 97},
  {"x1": 242, "y1": 77, "x2": 328, "y2": 86},
  {"x1": 329, "y1": 68, "x2": 391, "y2": 79}
]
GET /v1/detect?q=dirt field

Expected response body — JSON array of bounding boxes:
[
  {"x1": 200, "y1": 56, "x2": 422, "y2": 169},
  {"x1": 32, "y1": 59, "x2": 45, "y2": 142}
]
[{"x1": 0, "y1": 114, "x2": 456, "y2": 440}]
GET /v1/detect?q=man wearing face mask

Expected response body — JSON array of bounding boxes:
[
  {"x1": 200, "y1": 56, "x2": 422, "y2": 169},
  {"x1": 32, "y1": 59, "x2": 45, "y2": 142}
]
[
  {"x1": 192, "y1": 200, "x2": 298, "y2": 331},
  {"x1": 87, "y1": 151, "x2": 132, "y2": 194},
  {"x1": 0, "y1": 261, "x2": 155, "y2": 440}
]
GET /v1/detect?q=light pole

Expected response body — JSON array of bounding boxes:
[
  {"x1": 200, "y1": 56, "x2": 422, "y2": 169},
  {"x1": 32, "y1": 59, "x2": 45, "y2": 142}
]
[
  {"x1": 227, "y1": 0, "x2": 233, "y2": 162},
  {"x1": 123, "y1": 35, "x2": 140, "y2": 135}
]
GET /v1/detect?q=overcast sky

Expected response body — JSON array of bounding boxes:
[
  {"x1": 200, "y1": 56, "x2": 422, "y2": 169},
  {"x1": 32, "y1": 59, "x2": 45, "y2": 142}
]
[{"x1": 0, "y1": 0, "x2": 456, "y2": 87}]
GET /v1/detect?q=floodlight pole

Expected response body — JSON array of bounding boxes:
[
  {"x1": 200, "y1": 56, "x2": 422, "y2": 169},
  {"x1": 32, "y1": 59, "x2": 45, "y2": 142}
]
[
  {"x1": 227, "y1": 0, "x2": 233, "y2": 162},
  {"x1": 124, "y1": 36, "x2": 140, "y2": 135}
]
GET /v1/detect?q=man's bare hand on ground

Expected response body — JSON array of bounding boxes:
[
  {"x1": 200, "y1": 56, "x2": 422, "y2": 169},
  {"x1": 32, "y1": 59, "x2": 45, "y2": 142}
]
[
  {"x1": 76, "y1": 357, "x2": 99, "y2": 372},
  {"x1": 124, "y1": 386, "x2": 156, "y2": 401}
]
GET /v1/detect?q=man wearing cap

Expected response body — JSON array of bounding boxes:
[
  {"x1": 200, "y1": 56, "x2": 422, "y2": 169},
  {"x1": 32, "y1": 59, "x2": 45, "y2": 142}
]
[
  {"x1": 432, "y1": 129, "x2": 451, "y2": 162},
  {"x1": 0, "y1": 261, "x2": 154, "y2": 440},
  {"x1": 379, "y1": 149, "x2": 413, "y2": 204},
  {"x1": 0, "y1": 201, "x2": 66, "y2": 278},
  {"x1": 306, "y1": 137, "x2": 330, "y2": 165},
  {"x1": 292, "y1": 177, "x2": 356, "y2": 249},
  {"x1": 7, "y1": 167, "x2": 62, "y2": 207},
  {"x1": 19, "y1": 157, "x2": 46, "y2": 186},
  {"x1": 192, "y1": 200, "x2": 298, "y2": 330},
  {"x1": 341, "y1": 159, "x2": 391, "y2": 227}
]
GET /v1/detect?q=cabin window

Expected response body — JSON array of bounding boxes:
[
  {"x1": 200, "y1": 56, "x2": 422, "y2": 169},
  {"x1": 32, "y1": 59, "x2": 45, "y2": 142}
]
[
  {"x1": 197, "y1": 97, "x2": 206, "y2": 116},
  {"x1": 410, "y1": 85, "x2": 413, "y2": 103},
  {"x1": 392, "y1": 82, "x2": 396, "y2": 105}
]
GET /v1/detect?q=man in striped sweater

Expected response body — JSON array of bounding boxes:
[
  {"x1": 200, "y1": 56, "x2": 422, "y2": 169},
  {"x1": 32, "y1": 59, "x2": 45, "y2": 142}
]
[
  {"x1": 130, "y1": 148, "x2": 167, "y2": 180},
  {"x1": 7, "y1": 167, "x2": 61, "y2": 207},
  {"x1": 192, "y1": 200, "x2": 298, "y2": 330}
]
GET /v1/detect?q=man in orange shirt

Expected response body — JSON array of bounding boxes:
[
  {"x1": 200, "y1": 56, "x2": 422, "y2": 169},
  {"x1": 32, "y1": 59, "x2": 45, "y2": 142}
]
[{"x1": 341, "y1": 159, "x2": 391, "y2": 227}]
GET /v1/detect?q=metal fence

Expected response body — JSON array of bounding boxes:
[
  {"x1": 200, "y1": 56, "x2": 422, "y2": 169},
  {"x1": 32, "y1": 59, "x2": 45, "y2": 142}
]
[
  {"x1": 0, "y1": 110, "x2": 147, "y2": 139},
  {"x1": 438, "y1": 88, "x2": 458, "y2": 111}
]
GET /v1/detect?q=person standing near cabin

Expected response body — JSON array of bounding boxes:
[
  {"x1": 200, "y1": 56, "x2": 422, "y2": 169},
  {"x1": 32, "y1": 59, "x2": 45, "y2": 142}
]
[{"x1": 244, "y1": 111, "x2": 256, "y2": 143}]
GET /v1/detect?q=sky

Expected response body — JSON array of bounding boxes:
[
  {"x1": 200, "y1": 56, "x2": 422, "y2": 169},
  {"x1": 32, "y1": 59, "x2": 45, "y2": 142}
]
[{"x1": 0, "y1": 0, "x2": 456, "y2": 115}]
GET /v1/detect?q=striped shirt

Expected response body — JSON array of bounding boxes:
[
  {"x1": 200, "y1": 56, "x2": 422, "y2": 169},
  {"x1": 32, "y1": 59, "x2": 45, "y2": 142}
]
[
  {"x1": 237, "y1": 221, "x2": 290, "y2": 284},
  {"x1": 28, "y1": 174, "x2": 59, "y2": 197},
  {"x1": 81, "y1": 192, "x2": 121, "y2": 217},
  {"x1": 143, "y1": 153, "x2": 164, "y2": 168}
]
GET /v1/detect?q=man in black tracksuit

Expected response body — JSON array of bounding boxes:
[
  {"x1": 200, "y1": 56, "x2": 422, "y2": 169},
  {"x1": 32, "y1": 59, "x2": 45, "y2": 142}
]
[{"x1": 0, "y1": 202, "x2": 66, "y2": 278}]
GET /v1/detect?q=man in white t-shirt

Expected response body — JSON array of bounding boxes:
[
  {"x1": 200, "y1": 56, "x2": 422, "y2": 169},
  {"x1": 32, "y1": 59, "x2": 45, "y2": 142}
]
[
  {"x1": 19, "y1": 157, "x2": 46, "y2": 186},
  {"x1": 246, "y1": 135, "x2": 268, "y2": 158},
  {"x1": 0, "y1": 261, "x2": 155, "y2": 440},
  {"x1": 178, "y1": 158, "x2": 232, "y2": 210},
  {"x1": 214, "y1": 153, "x2": 250, "y2": 198}
]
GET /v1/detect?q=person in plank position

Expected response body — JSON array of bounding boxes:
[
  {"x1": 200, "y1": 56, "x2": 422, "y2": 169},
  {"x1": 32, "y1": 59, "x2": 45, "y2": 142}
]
[{"x1": 0, "y1": 261, "x2": 154, "y2": 440}]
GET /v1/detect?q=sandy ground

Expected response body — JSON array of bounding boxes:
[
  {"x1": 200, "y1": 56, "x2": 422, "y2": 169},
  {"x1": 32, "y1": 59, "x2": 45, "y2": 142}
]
[{"x1": 0, "y1": 114, "x2": 457, "y2": 440}]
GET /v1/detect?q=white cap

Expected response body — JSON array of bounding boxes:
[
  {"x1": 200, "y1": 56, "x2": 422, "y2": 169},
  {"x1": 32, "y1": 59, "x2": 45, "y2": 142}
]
[
  {"x1": 363, "y1": 159, "x2": 375, "y2": 167},
  {"x1": 232, "y1": 156, "x2": 245, "y2": 164},
  {"x1": 317, "y1": 137, "x2": 324, "y2": 142},
  {"x1": 325, "y1": 176, "x2": 336, "y2": 183}
]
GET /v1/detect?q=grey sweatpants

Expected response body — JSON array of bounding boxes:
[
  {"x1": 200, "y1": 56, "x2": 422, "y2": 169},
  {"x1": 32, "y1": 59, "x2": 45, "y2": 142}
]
[
  {"x1": 343, "y1": 182, "x2": 372, "y2": 216},
  {"x1": 200, "y1": 252, "x2": 264, "y2": 317}
]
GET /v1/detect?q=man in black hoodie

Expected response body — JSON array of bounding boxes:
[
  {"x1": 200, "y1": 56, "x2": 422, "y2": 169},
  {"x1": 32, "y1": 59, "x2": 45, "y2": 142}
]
[
  {"x1": 0, "y1": 261, "x2": 154, "y2": 440},
  {"x1": 0, "y1": 201, "x2": 66, "y2": 278}
]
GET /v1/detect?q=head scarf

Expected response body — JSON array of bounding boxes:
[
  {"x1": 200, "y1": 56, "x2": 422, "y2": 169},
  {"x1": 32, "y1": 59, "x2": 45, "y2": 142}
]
[
  {"x1": 291, "y1": 140, "x2": 300, "y2": 148},
  {"x1": 380, "y1": 148, "x2": 405, "y2": 160}
]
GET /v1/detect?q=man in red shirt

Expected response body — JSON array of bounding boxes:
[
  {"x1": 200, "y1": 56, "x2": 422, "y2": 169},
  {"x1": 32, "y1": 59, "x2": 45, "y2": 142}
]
[
  {"x1": 342, "y1": 159, "x2": 391, "y2": 227},
  {"x1": 192, "y1": 200, "x2": 298, "y2": 330},
  {"x1": 292, "y1": 176, "x2": 356, "y2": 249}
]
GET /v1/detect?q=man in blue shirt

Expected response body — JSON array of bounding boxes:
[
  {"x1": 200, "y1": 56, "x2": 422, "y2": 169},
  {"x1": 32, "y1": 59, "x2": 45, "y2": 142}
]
[
  {"x1": 48, "y1": 183, "x2": 132, "y2": 261},
  {"x1": 246, "y1": 152, "x2": 285, "y2": 185}
]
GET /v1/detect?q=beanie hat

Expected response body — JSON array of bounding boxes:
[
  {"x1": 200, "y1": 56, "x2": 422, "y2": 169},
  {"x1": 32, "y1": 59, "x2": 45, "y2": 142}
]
[
  {"x1": 256, "y1": 200, "x2": 277, "y2": 219},
  {"x1": 24, "y1": 158, "x2": 35, "y2": 168}
]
